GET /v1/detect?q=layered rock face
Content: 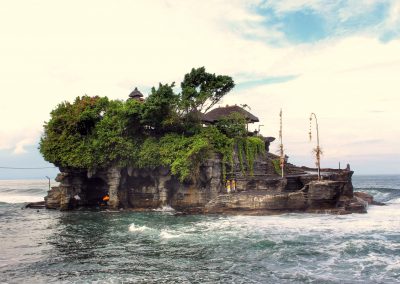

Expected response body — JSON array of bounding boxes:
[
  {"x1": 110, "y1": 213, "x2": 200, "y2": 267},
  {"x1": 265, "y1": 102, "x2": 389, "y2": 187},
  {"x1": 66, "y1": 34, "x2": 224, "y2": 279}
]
[{"x1": 45, "y1": 153, "x2": 366, "y2": 214}]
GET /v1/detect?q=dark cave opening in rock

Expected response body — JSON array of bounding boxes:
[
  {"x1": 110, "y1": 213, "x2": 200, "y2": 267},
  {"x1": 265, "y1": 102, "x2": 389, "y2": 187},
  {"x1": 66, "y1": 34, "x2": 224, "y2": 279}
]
[
  {"x1": 85, "y1": 177, "x2": 108, "y2": 206},
  {"x1": 285, "y1": 177, "x2": 304, "y2": 192}
]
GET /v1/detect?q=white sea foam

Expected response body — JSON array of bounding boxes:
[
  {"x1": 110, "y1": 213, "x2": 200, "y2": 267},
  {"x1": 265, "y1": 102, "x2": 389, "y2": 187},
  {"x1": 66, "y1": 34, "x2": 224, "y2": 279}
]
[
  {"x1": 159, "y1": 229, "x2": 188, "y2": 239},
  {"x1": 152, "y1": 205, "x2": 175, "y2": 212},
  {"x1": 0, "y1": 194, "x2": 44, "y2": 203},
  {"x1": 128, "y1": 223, "x2": 150, "y2": 233},
  {"x1": 215, "y1": 204, "x2": 400, "y2": 239},
  {"x1": 0, "y1": 180, "x2": 55, "y2": 203},
  {"x1": 388, "y1": 197, "x2": 400, "y2": 204}
]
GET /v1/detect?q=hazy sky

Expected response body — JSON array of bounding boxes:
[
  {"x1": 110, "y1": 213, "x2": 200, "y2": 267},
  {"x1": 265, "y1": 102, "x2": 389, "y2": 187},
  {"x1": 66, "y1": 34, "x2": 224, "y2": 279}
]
[{"x1": 1, "y1": 0, "x2": 399, "y2": 179}]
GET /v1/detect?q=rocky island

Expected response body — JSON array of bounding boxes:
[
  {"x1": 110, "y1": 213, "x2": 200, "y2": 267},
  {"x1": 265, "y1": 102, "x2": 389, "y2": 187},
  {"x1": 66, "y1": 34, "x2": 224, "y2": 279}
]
[{"x1": 40, "y1": 67, "x2": 368, "y2": 214}]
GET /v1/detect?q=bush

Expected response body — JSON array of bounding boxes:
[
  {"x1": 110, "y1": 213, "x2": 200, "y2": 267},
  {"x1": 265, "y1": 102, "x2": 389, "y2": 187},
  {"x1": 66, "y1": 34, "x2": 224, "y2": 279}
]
[{"x1": 39, "y1": 68, "x2": 264, "y2": 182}]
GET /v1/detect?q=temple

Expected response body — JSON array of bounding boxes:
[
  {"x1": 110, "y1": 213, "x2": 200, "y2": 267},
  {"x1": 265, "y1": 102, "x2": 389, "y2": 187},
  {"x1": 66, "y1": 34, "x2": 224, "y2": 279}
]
[
  {"x1": 42, "y1": 88, "x2": 368, "y2": 215},
  {"x1": 128, "y1": 87, "x2": 144, "y2": 102},
  {"x1": 201, "y1": 105, "x2": 259, "y2": 124}
]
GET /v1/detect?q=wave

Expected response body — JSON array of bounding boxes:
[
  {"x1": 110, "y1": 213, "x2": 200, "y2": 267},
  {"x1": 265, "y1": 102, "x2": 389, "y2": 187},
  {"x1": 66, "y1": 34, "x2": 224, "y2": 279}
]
[
  {"x1": 0, "y1": 187, "x2": 46, "y2": 194},
  {"x1": 152, "y1": 205, "x2": 175, "y2": 212},
  {"x1": 0, "y1": 194, "x2": 45, "y2": 204},
  {"x1": 128, "y1": 223, "x2": 151, "y2": 233},
  {"x1": 389, "y1": 197, "x2": 400, "y2": 204},
  {"x1": 0, "y1": 188, "x2": 48, "y2": 204},
  {"x1": 159, "y1": 230, "x2": 185, "y2": 239},
  {"x1": 355, "y1": 187, "x2": 400, "y2": 203},
  {"x1": 0, "y1": 180, "x2": 52, "y2": 203}
]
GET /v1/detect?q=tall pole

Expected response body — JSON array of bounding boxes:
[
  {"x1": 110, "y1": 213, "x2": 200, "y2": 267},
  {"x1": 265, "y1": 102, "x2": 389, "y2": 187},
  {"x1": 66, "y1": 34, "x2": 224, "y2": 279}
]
[
  {"x1": 279, "y1": 109, "x2": 284, "y2": 178},
  {"x1": 45, "y1": 176, "x2": 50, "y2": 191},
  {"x1": 309, "y1": 113, "x2": 321, "y2": 180}
]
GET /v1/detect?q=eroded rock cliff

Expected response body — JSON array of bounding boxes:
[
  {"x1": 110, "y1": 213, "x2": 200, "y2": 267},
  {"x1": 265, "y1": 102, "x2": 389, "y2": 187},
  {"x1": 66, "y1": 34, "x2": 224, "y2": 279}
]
[{"x1": 45, "y1": 153, "x2": 366, "y2": 214}]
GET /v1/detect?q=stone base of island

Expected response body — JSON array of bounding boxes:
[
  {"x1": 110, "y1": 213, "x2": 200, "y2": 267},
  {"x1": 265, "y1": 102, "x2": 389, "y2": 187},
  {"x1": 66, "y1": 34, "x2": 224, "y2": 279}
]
[{"x1": 44, "y1": 152, "x2": 369, "y2": 215}]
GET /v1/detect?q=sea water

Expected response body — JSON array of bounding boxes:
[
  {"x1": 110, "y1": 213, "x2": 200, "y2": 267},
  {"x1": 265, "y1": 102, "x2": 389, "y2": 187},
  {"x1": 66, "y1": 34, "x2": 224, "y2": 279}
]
[{"x1": 0, "y1": 176, "x2": 399, "y2": 283}]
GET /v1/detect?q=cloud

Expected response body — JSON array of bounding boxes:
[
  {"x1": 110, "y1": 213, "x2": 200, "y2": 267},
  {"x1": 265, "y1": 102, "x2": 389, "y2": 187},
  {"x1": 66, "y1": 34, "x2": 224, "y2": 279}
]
[
  {"x1": 224, "y1": 35, "x2": 400, "y2": 166},
  {"x1": 13, "y1": 137, "x2": 38, "y2": 155},
  {"x1": 236, "y1": 75, "x2": 299, "y2": 90},
  {"x1": 0, "y1": 1, "x2": 398, "y2": 173},
  {"x1": 0, "y1": 127, "x2": 42, "y2": 153},
  {"x1": 260, "y1": 0, "x2": 399, "y2": 43},
  {"x1": 0, "y1": 0, "x2": 292, "y2": 152}
]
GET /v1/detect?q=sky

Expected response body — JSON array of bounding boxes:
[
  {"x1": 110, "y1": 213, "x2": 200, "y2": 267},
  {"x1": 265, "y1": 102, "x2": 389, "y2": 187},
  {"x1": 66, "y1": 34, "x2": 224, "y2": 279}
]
[{"x1": 0, "y1": 0, "x2": 399, "y2": 179}]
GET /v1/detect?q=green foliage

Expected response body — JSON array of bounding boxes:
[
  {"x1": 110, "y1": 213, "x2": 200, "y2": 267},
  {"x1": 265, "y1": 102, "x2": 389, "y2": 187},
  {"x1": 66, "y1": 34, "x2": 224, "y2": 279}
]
[
  {"x1": 141, "y1": 83, "x2": 179, "y2": 132},
  {"x1": 168, "y1": 135, "x2": 211, "y2": 182},
  {"x1": 137, "y1": 134, "x2": 211, "y2": 181},
  {"x1": 236, "y1": 138, "x2": 246, "y2": 174},
  {"x1": 180, "y1": 67, "x2": 235, "y2": 114},
  {"x1": 39, "y1": 96, "x2": 110, "y2": 168},
  {"x1": 245, "y1": 137, "x2": 265, "y2": 175},
  {"x1": 200, "y1": 126, "x2": 234, "y2": 180},
  {"x1": 39, "y1": 67, "x2": 264, "y2": 182},
  {"x1": 272, "y1": 159, "x2": 282, "y2": 176},
  {"x1": 137, "y1": 137, "x2": 160, "y2": 169},
  {"x1": 235, "y1": 136, "x2": 265, "y2": 176},
  {"x1": 216, "y1": 112, "x2": 247, "y2": 138}
]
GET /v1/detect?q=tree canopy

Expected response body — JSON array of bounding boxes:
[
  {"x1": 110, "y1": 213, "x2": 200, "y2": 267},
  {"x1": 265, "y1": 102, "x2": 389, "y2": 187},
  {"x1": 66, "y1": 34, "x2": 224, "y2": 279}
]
[
  {"x1": 179, "y1": 67, "x2": 235, "y2": 115},
  {"x1": 39, "y1": 67, "x2": 263, "y2": 181}
]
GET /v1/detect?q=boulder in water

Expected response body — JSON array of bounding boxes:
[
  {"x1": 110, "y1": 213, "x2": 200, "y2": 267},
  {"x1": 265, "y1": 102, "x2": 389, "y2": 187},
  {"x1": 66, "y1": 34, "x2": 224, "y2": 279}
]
[
  {"x1": 25, "y1": 201, "x2": 45, "y2": 209},
  {"x1": 354, "y1": 192, "x2": 386, "y2": 206}
]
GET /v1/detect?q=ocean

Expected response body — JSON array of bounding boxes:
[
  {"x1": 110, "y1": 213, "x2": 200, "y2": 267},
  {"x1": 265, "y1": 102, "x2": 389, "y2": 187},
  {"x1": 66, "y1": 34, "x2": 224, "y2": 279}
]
[{"x1": 0, "y1": 176, "x2": 399, "y2": 283}]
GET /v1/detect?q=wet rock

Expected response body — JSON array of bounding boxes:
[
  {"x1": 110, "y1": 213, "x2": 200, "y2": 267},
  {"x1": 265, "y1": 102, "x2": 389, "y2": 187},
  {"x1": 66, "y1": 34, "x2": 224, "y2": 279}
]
[
  {"x1": 345, "y1": 196, "x2": 368, "y2": 214},
  {"x1": 306, "y1": 180, "x2": 344, "y2": 209},
  {"x1": 25, "y1": 201, "x2": 45, "y2": 209},
  {"x1": 44, "y1": 187, "x2": 62, "y2": 209},
  {"x1": 354, "y1": 191, "x2": 385, "y2": 206},
  {"x1": 205, "y1": 191, "x2": 306, "y2": 213},
  {"x1": 45, "y1": 152, "x2": 358, "y2": 215},
  {"x1": 107, "y1": 167, "x2": 121, "y2": 209}
]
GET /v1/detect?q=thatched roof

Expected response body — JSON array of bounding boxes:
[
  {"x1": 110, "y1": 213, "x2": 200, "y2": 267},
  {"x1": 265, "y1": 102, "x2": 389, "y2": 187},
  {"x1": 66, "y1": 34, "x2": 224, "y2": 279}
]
[
  {"x1": 129, "y1": 87, "x2": 144, "y2": 99},
  {"x1": 202, "y1": 105, "x2": 259, "y2": 124}
]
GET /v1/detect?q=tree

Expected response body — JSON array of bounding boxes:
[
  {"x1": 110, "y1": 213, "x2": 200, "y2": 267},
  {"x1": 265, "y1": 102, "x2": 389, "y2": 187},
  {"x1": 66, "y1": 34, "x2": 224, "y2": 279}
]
[
  {"x1": 141, "y1": 83, "x2": 179, "y2": 133},
  {"x1": 38, "y1": 67, "x2": 266, "y2": 182},
  {"x1": 179, "y1": 67, "x2": 235, "y2": 115},
  {"x1": 39, "y1": 96, "x2": 110, "y2": 167}
]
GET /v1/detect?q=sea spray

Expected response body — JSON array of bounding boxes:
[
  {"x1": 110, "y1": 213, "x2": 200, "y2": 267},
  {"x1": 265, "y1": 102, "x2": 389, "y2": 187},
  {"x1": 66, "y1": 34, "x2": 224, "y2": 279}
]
[
  {"x1": 1, "y1": 177, "x2": 400, "y2": 283},
  {"x1": 128, "y1": 223, "x2": 151, "y2": 233},
  {"x1": 152, "y1": 205, "x2": 175, "y2": 212}
]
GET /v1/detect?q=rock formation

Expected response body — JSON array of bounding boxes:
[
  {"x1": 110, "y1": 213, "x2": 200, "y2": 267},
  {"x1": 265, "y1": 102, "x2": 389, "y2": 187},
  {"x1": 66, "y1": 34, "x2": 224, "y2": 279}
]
[{"x1": 44, "y1": 152, "x2": 367, "y2": 215}]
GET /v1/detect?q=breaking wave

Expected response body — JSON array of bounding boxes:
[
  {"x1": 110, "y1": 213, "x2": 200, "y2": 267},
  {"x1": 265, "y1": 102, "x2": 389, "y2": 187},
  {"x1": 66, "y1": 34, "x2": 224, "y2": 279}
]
[
  {"x1": 128, "y1": 223, "x2": 151, "y2": 233},
  {"x1": 152, "y1": 205, "x2": 176, "y2": 212},
  {"x1": 0, "y1": 180, "x2": 51, "y2": 203}
]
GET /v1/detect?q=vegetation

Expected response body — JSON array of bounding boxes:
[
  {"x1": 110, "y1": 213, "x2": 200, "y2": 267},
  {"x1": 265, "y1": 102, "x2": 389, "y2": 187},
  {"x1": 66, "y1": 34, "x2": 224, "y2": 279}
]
[
  {"x1": 40, "y1": 67, "x2": 264, "y2": 182},
  {"x1": 272, "y1": 159, "x2": 282, "y2": 176}
]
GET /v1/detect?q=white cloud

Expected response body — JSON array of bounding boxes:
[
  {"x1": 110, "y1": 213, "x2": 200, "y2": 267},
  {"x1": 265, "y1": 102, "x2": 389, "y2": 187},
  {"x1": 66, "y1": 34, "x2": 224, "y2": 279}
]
[
  {"x1": 0, "y1": 1, "x2": 398, "y2": 173},
  {"x1": 0, "y1": 127, "x2": 42, "y2": 154},
  {"x1": 261, "y1": 0, "x2": 328, "y2": 14},
  {"x1": 0, "y1": 0, "x2": 290, "y2": 150},
  {"x1": 13, "y1": 137, "x2": 37, "y2": 155},
  {"x1": 388, "y1": 1, "x2": 400, "y2": 25},
  {"x1": 225, "y1": 36, "x2": 400, "y2": 169},
  {"x1": 262, "y1": 0, "x2": 400, "y2": 39}
]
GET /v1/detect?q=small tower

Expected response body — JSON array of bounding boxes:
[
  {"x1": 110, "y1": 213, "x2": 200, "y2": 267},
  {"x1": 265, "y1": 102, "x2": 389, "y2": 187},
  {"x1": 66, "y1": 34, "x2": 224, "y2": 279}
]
[{"x1": 129, "y1": 87, "x2": 144, "y2": 102}]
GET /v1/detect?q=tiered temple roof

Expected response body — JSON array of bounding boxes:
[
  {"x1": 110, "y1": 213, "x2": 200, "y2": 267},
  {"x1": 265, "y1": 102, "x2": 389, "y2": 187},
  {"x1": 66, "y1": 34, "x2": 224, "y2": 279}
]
[{"x1": 129, "y1": 87, "x2": 144, "y2": 102}]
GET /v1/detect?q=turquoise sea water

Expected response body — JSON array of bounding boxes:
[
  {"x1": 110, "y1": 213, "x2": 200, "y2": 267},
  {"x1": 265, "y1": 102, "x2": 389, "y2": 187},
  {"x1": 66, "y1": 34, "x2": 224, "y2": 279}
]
[{"x1": 0, "y1": 176, "x2": 399, "y2": 283}]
